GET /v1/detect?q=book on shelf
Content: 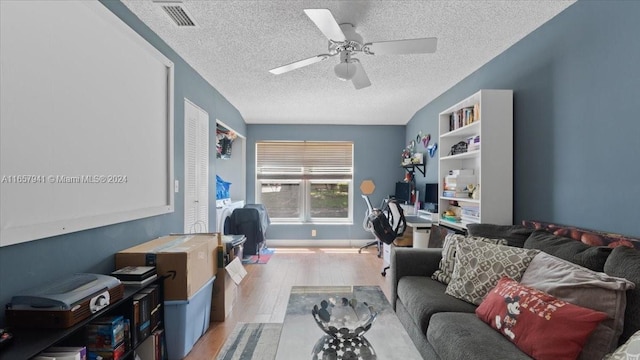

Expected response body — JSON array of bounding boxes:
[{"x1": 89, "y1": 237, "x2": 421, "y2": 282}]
[
  {"x1": 139, "y1": 285, "x2": 161, "y2": 332},
  {"x1": 448, "y1": 104, "x2": 479, "y2": 131},
  {"x1": 111, "y1": 266, "x2": 156, "y2": 282},
  {"x1": 136, "y1": 335, "x2": 155, "y2": 360},
  {"x1": 461, "y1": 208, "x2": 480, "y2": 218},
  {"x1": 442, "y1": 190, "x2": 470, "y2": 198},
  {"x1": 37, "y1": 346, "x2": 87, "y2": 360},
  {"x1": 132, "y1": 297, "x2": 140, "y2": 347},
  {"x1": 120, "y1": 274, "x2": 158, "y2": 288},
  {"x1": 154, "y1": 328, "x2": 166, "y2": 360},
  {"x1": 134, "y1": 329, "x2": 165, "y2": 360},
  {"x1": 133, "y1": 291, "x2": 152, "y2": 341}
]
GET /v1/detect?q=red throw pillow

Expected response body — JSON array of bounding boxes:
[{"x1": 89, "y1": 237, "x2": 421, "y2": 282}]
[{"x1": 476, "y1": 277, "x2": 608, "y2": 360}]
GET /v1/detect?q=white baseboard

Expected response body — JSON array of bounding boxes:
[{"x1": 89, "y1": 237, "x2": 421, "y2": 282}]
[{"x1": 266, "y1": 239, "x2": 377, "y2": 248}]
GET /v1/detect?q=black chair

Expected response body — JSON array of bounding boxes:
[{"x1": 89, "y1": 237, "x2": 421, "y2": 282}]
[{"x1": 225, "y1": 208, "x2": 264, "y2": 257}]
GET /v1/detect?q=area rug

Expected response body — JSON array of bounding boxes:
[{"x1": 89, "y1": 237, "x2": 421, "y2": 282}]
[
  {"x1": 216, "y1": 322, "x2": 282, "y2": 360},
  {"x1": 241, "y1": 248, "x2": 275, "y2": 264}
]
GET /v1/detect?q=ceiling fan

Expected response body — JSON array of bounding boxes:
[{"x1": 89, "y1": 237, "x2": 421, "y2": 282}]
[{"x1": 269, "y1": 9, "x2": 437, "y2": 90}]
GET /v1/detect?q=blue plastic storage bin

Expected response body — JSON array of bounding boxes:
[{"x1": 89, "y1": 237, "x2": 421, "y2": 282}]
[
  {"x1": 164, "y1": 276, "x2": 215, "y2": 360},
  {"x1": 216, "y1": 175, "x2": 231, "y2": 200}
]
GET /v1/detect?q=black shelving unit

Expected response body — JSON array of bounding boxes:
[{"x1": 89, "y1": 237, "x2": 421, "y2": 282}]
[{"x1": 0, "y1": 278, "x2": 165, "y2": 360}]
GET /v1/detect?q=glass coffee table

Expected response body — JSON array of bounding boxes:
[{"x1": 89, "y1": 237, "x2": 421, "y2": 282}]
[{"x1": 275, "y1": 286, "x2": 422, "y2": 360}]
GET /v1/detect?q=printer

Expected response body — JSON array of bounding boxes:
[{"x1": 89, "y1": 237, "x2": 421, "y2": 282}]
[{"x1": 5, "y1": 273, "x2": 124, "y2": 329}]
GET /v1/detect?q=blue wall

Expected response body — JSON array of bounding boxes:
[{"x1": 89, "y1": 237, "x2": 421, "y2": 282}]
[
  {"x1": 407, "y1": 0, "x2": 640, "y2": 237},
  {"x1": 0, "y1": 1, "x2": 245, "y2": 325},
  {"x1": 246, "y1": 124, "x2": 406, "y2": 240}
]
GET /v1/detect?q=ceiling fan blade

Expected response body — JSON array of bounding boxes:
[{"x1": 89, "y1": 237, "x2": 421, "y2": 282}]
[
  {"x1": 364, "y1": 37, "x2": 437, "y2": 55},
  {"x1": 269, "y1": 54, "x2": 331, "y2": 75},
  {"x1": 303, "y1": 9, "x2": 346, "y2": 42},
  {"x1": 351, "y1": 60, "x2": 371, "y2": 90}
]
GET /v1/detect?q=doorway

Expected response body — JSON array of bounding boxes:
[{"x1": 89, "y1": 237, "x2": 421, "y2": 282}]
[{"x1": 184, "y1": 99, "x2": 209, "y2": 233}]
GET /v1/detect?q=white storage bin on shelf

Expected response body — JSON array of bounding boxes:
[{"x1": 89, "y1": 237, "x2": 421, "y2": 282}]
[{"x1": 164, "y1": 276, "x2": 215, "y2": 360}]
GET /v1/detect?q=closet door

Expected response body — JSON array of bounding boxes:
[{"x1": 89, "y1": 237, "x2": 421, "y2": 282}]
[{"x1": 184, "y1": 99, "x2": 209, "y2": 233}]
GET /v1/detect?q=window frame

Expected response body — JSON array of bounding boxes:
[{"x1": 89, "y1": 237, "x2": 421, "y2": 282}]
[{"x1": 255, "y1": 141, "x2": 354, "y2": 225}]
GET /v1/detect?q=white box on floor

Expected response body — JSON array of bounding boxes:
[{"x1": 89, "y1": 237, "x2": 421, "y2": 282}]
[{"x1": 164, "y1": 276, "x2": 214, "y2": 360}]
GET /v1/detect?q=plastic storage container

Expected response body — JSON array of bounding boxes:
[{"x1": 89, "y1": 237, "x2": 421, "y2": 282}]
[
  {"x1": 413, "y1": 228, "x2": 431, "y2": 249},
  {"x1": 164, "y1": 276, "x2": 215, "y2": 360},
  {"x1": 216, "y1": 175, "x2": 231, "y2": 200}
]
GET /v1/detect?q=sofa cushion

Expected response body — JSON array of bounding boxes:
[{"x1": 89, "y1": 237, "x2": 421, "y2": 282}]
[
  {"x1": 394, "y1": 300, "x2": 442, "y2": 360},
  {"x1": 524, "y1": 229, "x2": 612, "y2": 272},
  {"x1": 432, "y1": 233, "x2": 507, "y2": 285},
  {"x1": 427, "y1": 312, "x2": 532, "y2": 360},
  {"x1": 397, "y1": 276, "x2": 476, "y2": 334},
  {"x1": 427, "y1": 224, "x2": 449, "y2": 248},
  {"x1": 476, "y1": 277, "x2": 608, "y2": 360},
  {"x1": 604, "y1": 246, "x2": 640, "y2": 345},
  {"x1": 521, "y1": 252, "x2": 635, "y2": 360},
  {"x1": 467, "y1": 223, "x2": 533, "y2": 248},
  {"x1": 604, "y1": 330, "x2": 640, "y2": 360},
  {"x1": 445, "y1": 240, "x2": 538, "y2": 305}
]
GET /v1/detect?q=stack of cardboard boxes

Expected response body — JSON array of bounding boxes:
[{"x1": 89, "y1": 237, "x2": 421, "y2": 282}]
[{"x1": 115, "y1": 232, "x2": 243, "y2": 359}]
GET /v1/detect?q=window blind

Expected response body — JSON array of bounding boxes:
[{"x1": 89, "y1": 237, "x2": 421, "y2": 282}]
[{"x1": 256, "y1": 141, "x2": 353, "y2": 179}]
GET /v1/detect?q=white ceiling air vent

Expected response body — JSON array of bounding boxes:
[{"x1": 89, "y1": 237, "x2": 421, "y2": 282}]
[{"x1": 154, "y1": 1, "x2": 198, "y2": 27}]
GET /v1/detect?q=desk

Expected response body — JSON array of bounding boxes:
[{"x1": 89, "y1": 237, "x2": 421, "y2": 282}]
[
  {"x1": 405, "y1": 215, "x2": 432, "y2": 229},
  {"x1": 381, "y1": 213, "x2": 434, "y2": 276}
]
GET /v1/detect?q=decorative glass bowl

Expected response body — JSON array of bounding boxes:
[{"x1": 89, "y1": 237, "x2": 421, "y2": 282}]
[
  {"x1": 311, "y1": 297, "x2": 378, "y2": 339},
  {"x1": 312, "y1": 335, "x2": 377, "y2": 360}
]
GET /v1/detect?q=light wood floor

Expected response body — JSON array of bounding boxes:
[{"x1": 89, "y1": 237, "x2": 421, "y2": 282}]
[{"x1": 184, "y1": 246, "x2": 390, "y2": 360}]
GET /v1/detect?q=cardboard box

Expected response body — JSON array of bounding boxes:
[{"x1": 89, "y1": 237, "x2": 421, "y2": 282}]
[
  {"x1": 210, "y1": 243, "x2": 247, "y2": 322},
  {"x1": 115, "y1": 234, "x2": 218, "y2": 301},
  {"x1": 394, "y1": 229, "x2": 413, "y2": 247},
  {"x1": 210, "y1": 267, "x2": 237, "y2": 322}
]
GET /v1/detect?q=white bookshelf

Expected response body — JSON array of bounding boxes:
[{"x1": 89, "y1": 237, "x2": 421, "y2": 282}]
[{"x1": 437, "y1": 89, "x2": 513, "y2": 231}]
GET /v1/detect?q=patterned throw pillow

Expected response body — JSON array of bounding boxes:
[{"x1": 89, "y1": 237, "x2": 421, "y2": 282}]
[
  {"x1": 431, "y1": 234, "x2": 507, "y2": 284},
  {"x1": 604, "y1": 330, "x2": 640, "y2": 360},
  {"x1": 445, "y1": 240, "x2": 538, "y2": 305},
  {"x1": 476, "y1": 277, "x2": 608, "y2": 360}
]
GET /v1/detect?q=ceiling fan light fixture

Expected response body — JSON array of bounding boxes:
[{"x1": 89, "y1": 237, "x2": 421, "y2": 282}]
[{"x1": 334, "y1": 61, "x2": 358, "y2": 81}]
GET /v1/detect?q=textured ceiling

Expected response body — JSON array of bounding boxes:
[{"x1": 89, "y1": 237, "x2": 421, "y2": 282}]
[{"x1": 122, "y1": 0, "x2": 575, "y2": 125}]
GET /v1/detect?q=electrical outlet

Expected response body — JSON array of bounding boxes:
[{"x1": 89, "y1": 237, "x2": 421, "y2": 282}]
[{"x1": 311, "y1": 229, "x2": 317, "y2": 237}]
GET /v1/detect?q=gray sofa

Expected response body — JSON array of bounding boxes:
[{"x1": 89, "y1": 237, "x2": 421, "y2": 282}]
[{"x1": 390, "y1": 224, "x2": 640, "y2": 360}]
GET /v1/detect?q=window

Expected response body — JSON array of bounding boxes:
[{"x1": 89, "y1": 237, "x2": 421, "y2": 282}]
[{"x1": 256, "y1": 141, "x2": 353, "y2": 223}]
